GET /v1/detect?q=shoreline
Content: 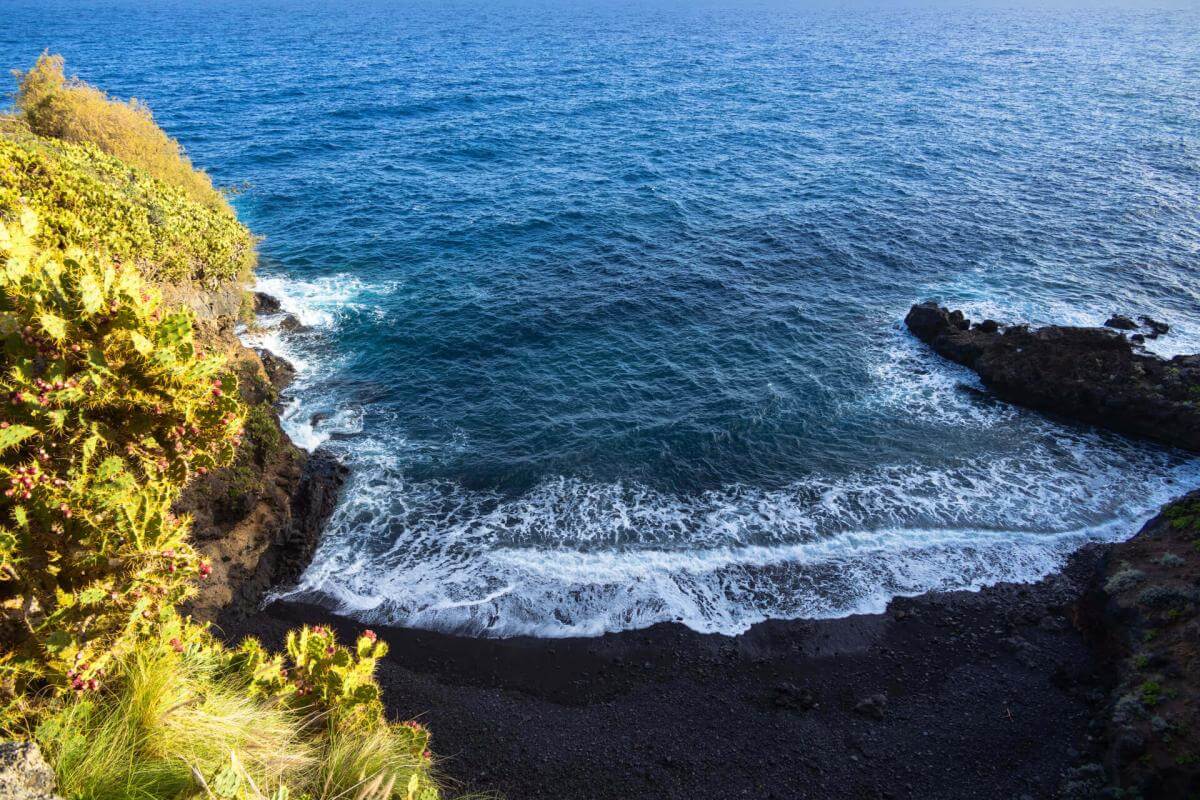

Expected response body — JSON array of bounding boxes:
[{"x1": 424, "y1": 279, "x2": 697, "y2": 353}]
[
  {"x1": 219, "y1": 540, "x2": 1116, "y2": 800},
  {"x1": 233, "y1": 297, "x2": 1200, "y2": 798}
]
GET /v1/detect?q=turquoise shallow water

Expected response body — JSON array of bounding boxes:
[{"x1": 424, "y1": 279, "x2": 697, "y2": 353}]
[{"x1": 5, "y1": 0, "x2": 1200, "y2": 635}]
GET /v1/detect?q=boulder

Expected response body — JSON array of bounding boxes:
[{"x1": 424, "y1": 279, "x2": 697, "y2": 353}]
[
  {"x1": 253, "y1": 291, "x2": 282, "y2": 314},
  {"x1": 1104, "y1": 314, "x2": 1138, "y2": 330},
  {"x1": 771, "y1": 682, "x2": 817, "y2": 712},
  {"x1": 279, "y1": 314, "x2": 307, "y2": 333},
  {"x1": 0, "y1": 741, "x2": 62, "y2": 800}
]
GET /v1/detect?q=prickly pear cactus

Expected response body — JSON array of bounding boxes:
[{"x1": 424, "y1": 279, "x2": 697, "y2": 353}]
[
  {"x1": 237, "y1": 625, "x2": 392, "y2": 722},
  {"x1": 0, "y1": 210, "x2": 245, "y2": 708}
]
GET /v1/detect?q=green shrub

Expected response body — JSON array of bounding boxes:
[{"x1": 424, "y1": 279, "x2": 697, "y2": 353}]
[
  {"x1": 0, "y1": 121, "x2": 255, "y2": 285},
  {"x1": 244, "y1": 404, "x2": 282, "y2": 464},
  {"x1": 14, "y1": 54, "x2": 227, "y2": 212}
]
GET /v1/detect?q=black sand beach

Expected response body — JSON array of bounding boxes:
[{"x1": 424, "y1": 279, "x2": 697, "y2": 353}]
[{"x1": 220, "y1": 545, "x2": 1111, "y2": 800}]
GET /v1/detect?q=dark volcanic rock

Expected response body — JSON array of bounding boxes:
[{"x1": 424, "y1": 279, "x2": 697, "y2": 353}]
[
  {"x1": 1105, "y1": 314, "x2": 1138, "y2": 331},
  {"x1": 770, "y1": 681, "x2": 817, "y2": 712},
  {"x1": 279, "y1": 313, "x2": 306, "y2": 332},
  {"x1": 1141, "y1": 316, "x2": 1170, "y2": 338},
  {"x1": 255, "y1": 348, "x2": 296, "y2": 390},
  {"x1": 276, "y1": 449, "x2": 349, "y2": 586},
  {"x1": 905, "y1": 302, "x2": 1200, "y2": 452},
  {"x1": 974, "y1": 319, "x2": 1000, "y2": 334},
  {"x1": 253, "y1": 291, "x2": 282, "y2": 314},
  {"x1": 904, "y1": 303, "x2": 998, "y2": 366},
  {"x1": 180, "y1": 297, "x2": 342, "y2": 621}
]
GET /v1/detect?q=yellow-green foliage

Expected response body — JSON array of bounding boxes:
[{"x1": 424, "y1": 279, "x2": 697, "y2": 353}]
[
  {"x1": 0, "y1": 213, "x2": 440, "y2": 800},
  {"x1": 0, "y1": 121, "x2": 255, "y2": 285},
  {"x1": 227, "y1": 626, "x2": 438, "y2": 800},
  {"x1": 34, "y1": 625, "x2": 438, "y2": 800},
  {"x1": 14, "y1": 54, "x2": 227, "y2": 213},
  {"x1": 0, "y1": 209, "x2": 245, "y2": 703}
]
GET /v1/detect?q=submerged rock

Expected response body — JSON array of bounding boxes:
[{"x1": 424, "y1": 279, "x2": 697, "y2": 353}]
[
  {"x1": 905, "y1": 301, "x2": 1200, "y2": 452},
  {"x1": 1140, "y1": 316, "x2": 1170, "y2": 338}
]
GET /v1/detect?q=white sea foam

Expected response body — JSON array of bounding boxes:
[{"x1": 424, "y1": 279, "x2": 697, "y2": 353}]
[
  {"x1": 277, "y1": 438, "x2": 1200, "y2": 637},
  {"x1": 240, "y1": 272, "x2": 389, "y2": 451},
  {"x1": 253, "y1": 273, "x2": 398, "y2": 328},
  {"x1": 865, "y1": 326, "x2": 1018, "y2": 429}
]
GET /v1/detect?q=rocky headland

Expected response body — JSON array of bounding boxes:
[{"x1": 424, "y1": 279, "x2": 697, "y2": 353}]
[{"x1": 904, "y1": 301, "x2": 1200, "y2": 451}]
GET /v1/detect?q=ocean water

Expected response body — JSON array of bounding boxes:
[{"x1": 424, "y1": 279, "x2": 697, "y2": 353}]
[{"x1": 5, "y1": 0, "x2": 1200, "y2": 636}]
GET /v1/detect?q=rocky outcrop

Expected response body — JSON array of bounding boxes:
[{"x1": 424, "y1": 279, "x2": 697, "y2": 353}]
[
  {"x1": 1076, "y1": 493, "x2": 1200, "y2": 798},
  {"x1": 257, "y1": 348, "x2": 297, "y2": 389},
  {"x1": 175, "y1": 291, "x2": 346, "y2": 621},
  {"x1": 905, "y1": 302, "x2": 1200, "y2": 451},
  {"x1": 0, "y1": 742, "x2": 61, "y2": 800},
  {"x1": 160, "y1": 279, "x2": 247, "y2": 326},
  {"x1": 207, "y1": 448, "x2": 347, "y2": 622}
]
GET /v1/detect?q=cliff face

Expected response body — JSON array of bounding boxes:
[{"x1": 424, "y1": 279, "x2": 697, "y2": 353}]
[
  {"x1": 1078, "y1": 493, "x2": 1200, "y2": 798},
  {"x1": 169, "y1": 283, "x2": 346, "y2": 621}
]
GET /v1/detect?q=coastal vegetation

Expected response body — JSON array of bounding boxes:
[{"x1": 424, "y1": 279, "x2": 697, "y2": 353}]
[
  {"x1": 0, "y1": 58, "x2": 440, "y2": 799},
  {"x1": 1, "y1": 55, "x2": 255, "y2": 286}
]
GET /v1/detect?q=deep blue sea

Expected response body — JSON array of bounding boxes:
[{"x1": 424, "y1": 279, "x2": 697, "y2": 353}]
[{"x1": 5, "y1": 0, "x2": 1200, "y2": 636}]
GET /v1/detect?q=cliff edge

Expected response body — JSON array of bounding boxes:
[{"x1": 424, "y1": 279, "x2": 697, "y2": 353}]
[{"x1": 170, "y1": 283, "x2": 346, "y2": 621}]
